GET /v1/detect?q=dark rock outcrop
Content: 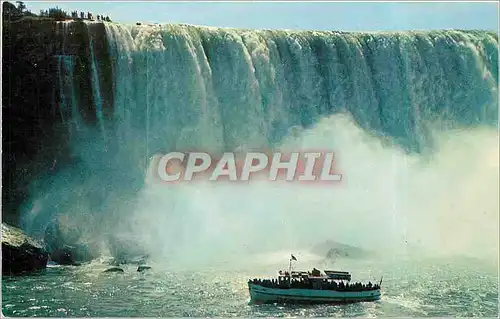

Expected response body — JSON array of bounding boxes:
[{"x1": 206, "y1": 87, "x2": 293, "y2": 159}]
[
  {"x1": 107, "y1": 235, "x2": 148, "y2": 265},
  {"x1": 44, "y1": 218, "x2": 99, "y2": 265},
  {"x1": 49, "y1": 244, "x2": 94, "y2": 266},
  {"x1": 137, "y1": 265, "x2": 151, "y2": 272},
  {"x1": 311, "y1": 240, "x2": 371, "y2": 260},
  {"x1": 50, "y1": 246, "x2": 79, "y2": 265},
  {"x1": 2, "y1": 223, "x2": 49, "y2": 275},
  {"x1": 103, "y1": 267, "x2": 124, "y2": 273}
]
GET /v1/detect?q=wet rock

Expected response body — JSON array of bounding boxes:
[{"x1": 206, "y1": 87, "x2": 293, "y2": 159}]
[
  {"x1": 137, "y1": 265, "x2": 151, "y2": 272},
  {"x1": 103, "y1": 267, "x2": 124, "y2": 273},
  {"x1": 107, "y1": 235, "x2": 148, "y2": 265},
  {"x1": 2, "y1": 223, "x2": 48, "y2": 275},
  {"x1": 49, "y1": 244, "x2": 92, "y2": 265},
  {"x1": 311, "y1": 240, "x2": 371, "y2": 260},
  {"x1": 44, "y1": 219, "x2": 98, "y2": 265}
]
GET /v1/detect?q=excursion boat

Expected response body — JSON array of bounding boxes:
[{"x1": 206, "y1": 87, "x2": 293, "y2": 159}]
[{"x1": 248, "y1": 255, "x2": 382, "y2": 304}]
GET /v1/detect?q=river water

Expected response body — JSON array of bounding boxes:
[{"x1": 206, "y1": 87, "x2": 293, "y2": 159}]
[{"x1": 2, "y1": 255, "x2": 498, "y2": 317}]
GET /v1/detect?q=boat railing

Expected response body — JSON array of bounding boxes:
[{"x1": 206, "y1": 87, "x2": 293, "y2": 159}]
[
  {"x1": 324, "y1": 270, "x2": 350, "y2": 274},
  {"x1": 248, "y1": 278, "x2": 381, "y2": 292}
]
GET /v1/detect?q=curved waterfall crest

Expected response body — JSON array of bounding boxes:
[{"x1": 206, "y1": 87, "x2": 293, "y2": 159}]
[{"x1": 101, "y1": 24, "x2": 497, "y2": 153}]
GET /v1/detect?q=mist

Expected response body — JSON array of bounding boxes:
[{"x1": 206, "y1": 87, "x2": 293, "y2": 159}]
[
  {"x1": 19, "y1": 110, "x2": 498, "y2": 272},
  {"x1": 132, "y1": 114, "x2": 499, "y2": 268}
]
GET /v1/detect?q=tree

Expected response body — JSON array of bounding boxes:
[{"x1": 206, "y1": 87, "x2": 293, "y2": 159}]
[
  {"x1": 3, "y1": 1, "x2": 22, "y2": 21},
  {"x1": 48, "y1": 7, "x2": 69, "y2": 20},
  {"x1": 3, "y1": 1, "x2": 18, "y2": 14},
  {"x1": 15, "y1": 1, "x2": 26, "y2": 13}
]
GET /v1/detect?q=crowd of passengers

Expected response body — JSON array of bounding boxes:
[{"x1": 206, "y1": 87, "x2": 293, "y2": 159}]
[{"x1": 249, "y1": 278, "x2": 380, "y2": 291}]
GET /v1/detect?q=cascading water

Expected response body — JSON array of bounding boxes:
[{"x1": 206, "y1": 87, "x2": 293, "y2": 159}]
[
  {"x1": 103, "y1": 25, "x2": 497, "y2": 153},
  {"x1": 87, "y1": 38, "x2": 106, "y2": 136},
  {"x1": 21, "y1": 23, "x2": 499, "y2": 267},
  {"x1": 107, "y1": 25, "x2": 498, "y2": 264},
  {"x1": 56, "y1": 55, "x2": 81, "y2": 134}
]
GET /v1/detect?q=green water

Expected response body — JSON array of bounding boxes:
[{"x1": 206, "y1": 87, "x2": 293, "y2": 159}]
[{"x1": 2, "y1": 256, "x2": 498, "y2": 317}]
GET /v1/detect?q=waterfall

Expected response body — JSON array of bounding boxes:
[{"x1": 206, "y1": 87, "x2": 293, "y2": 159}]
[
  {"x1": 86, "y1": 22, "x2": 107, "y2": 138},
  {"x1": 56, "y1": 55, "x2": 81, "y2": 134},
  {"x1": 102, "y1": 25, "x2": 498, "y2": 155},
  {"x1": 20, "y1": 23, "x2": 499, "y2": 263}
]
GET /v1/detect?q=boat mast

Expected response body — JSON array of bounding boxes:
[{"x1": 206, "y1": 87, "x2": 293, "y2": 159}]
[{"x1": 288, "y1": 255, "x2": 294, "y2": 287}]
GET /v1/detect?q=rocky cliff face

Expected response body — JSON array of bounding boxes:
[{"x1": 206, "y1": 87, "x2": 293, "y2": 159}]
[
  {"x1": 2, "y1": 223, "x2": 48, "y2": 275},
  {"x1": 310, "y1": 240, "x2": 372, "y2": 259},
  {"x1": 2, "y1": 18, "x2": 114, "y2": 227}
]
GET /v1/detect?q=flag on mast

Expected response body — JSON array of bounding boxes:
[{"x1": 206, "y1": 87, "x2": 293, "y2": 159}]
[{"x1": 291, "y1": 254, "x2": 297, "y2": 261}]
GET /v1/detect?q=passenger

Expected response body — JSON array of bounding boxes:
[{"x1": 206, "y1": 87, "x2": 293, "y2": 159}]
[{"x1": 311, "y1": 268, "x2": 321, "y2": 276}]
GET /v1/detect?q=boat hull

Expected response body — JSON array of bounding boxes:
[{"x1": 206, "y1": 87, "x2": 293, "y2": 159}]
[{"x1": 248, "y1": 283, "x2": 381, "y2": 304}]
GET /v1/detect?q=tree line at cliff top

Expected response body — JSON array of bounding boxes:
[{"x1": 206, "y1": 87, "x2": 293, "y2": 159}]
[{"x1": 3, "y1": 1, "x2": 112, "y2": 22}]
